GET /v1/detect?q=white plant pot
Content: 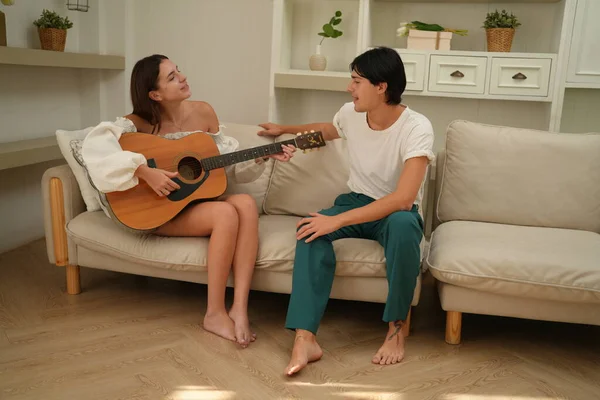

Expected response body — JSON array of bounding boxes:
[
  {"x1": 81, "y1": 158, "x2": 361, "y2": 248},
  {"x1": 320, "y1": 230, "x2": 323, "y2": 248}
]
[{"x1": 309, "y1": 44, "x2": 327, "y2": 71}]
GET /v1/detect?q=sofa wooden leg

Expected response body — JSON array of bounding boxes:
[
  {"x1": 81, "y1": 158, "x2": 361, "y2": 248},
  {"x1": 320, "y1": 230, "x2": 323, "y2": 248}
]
[
  {"x1": 402, "y1": 308, "x2": 412, "y2": 337},
  {"x1": 445, "y1": 311, "x2": 462, "y2": 344},
  {"x1": 66, "y1": 265, "x2": 81, "y2": 295}
]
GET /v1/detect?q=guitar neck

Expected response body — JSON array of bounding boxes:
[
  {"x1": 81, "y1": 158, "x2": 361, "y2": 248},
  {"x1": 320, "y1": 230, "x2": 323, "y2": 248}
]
[{"x1": 201, "y1": 138, "x2": 296, "y2": 171}]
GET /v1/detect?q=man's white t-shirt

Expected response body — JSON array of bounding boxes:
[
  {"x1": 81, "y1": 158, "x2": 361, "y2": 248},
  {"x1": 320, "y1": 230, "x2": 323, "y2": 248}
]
[{"x1": 332, "y1": 102, "x2": 435, "y2": 210}]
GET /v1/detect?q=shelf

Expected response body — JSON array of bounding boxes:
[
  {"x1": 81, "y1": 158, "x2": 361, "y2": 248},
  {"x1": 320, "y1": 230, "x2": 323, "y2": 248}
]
[
  {"x1": 374, "y1": 0, "x2": 561, "y2": 2},
  {"x1": 0, "y1": 136, "x2": 63, "y2": 171},
  {"x1": 565, "y1": 82, "x2": 600, "y2": 90},
  {"x1": 0, "y1": 46, "x2": 125, "y2": 70},
  {"x1": 275, "y1": 70, "x2": 350, "y2": 92}
]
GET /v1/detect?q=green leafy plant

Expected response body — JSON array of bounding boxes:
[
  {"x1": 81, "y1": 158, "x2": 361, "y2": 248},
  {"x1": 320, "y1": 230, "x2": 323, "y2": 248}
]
[
  {"x1": 318, "y1": 10, "x2": 343, "y2": 45},
  {"x1": 483, "y1": 9, "x2": 521, "y2": 29},
  {"x1": 33, "y1": 9, "x2": 73, "y2": 30},
  {"x1": 397, "y1": 21, "x2": 468, "y2": 37}
]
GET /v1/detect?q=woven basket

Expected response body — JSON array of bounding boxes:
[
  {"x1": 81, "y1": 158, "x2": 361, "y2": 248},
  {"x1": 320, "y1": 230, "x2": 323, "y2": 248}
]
[
  {"x1": 38, "y1": 28, "x2": 67, "y2": 52},
  {"x1": 486, "y1": 28, "x2": 514, "y2": 52}
]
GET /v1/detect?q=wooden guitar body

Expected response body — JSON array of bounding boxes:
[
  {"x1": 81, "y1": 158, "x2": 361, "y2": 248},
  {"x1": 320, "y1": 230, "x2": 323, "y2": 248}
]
[
  {"x1": 105, "y1": 132, "x2": 227, "y2": 231},
  {"x1": 103, "y1": 130, "x2": 326, "y2": 231}
]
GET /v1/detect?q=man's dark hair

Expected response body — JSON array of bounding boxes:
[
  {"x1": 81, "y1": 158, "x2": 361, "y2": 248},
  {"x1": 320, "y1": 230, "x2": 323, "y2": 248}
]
[{"x1": 349, "y1": 47, "x2": 406, "y2": 105}]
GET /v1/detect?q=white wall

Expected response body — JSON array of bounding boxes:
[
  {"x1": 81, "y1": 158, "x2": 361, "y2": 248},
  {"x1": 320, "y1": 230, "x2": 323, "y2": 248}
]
[
  {"x1": 560, "y1": 89, "x2": 600, "y2": 133},
  {"x1": 0, "y1": 1, "x2": 83, "y2": 254},
  {"x1": 130, "y1": 0, "x2": 273, "y2": 125},
  {"x1": 0, "y1": 0, "x2": 128, "y2": 254},
  {"x1": 0, "y1": 0, "x2": 275, "y2": 254}
]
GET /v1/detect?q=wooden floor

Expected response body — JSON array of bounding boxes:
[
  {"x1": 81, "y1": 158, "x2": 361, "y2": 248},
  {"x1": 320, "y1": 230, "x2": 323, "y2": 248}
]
[{"x1": 1, "y1": 239, "x2": 599, "y2": 400}]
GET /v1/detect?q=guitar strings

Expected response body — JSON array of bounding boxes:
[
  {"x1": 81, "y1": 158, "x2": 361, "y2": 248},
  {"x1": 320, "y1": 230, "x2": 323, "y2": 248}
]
[{"x1": 141, "y1": 140, "x2": 302, "y2": 173}]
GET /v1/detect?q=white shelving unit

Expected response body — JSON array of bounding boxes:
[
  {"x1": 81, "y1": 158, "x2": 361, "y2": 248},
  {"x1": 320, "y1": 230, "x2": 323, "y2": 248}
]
[
  {"x1": 268, "y1": 0, "x2": 599, "y2": 141},
  {"x1": 0, "y1": 47, "x2": 125, "y2": 170},
  {"x1": 0, "y1": 46, "x2": 125, "y2": 69},
  {"x1": 0, "y1": 136, "x2": 63, "y2": 171}
]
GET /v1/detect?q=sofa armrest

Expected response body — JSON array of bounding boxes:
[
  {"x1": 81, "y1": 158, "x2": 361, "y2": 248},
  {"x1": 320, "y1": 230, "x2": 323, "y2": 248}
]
[{"x1": 41, "y1": 164, "x2": 85, "y2": 266}]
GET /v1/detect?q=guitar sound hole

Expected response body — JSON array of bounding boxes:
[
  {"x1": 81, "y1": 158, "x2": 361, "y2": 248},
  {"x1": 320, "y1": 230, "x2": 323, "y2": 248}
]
[{"x1": 178, "y1": 156, "x2": 202, "y2": 180}]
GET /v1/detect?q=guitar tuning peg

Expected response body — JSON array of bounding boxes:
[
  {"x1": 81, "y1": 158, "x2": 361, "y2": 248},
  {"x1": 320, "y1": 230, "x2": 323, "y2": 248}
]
[
  {"x1": 296, "y1": 132, "x2": 301, "y2": 136},
  {"x1": 310, "y1": 130, "x2": 315, "y2": 133}
]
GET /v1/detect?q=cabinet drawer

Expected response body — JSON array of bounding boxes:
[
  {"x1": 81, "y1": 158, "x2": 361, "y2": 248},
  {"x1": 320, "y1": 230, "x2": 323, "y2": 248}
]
[
  {"x1": 428, "y1": 55, "x2": 487, "y2": 94},
  {"x1": 400, "y1": 53, "x2": 426, "y2": 91},
  {"x1": 490, "y1": 58, "x2": 552, "y2": 96}
]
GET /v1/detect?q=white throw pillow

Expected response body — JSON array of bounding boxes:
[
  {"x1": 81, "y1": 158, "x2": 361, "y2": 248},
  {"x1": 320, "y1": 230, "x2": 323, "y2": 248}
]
[{"x1": 55, "y1": 127, "x2": 101, "y2": 211}]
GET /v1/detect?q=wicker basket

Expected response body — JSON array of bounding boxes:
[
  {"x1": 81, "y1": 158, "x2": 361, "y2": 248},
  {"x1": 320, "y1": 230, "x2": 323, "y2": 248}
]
[
  {"x1": 485, "y1": 28, "x2": 515, "y2": 52},
  {"x1": 38, "y1": 28, "x2": 67, "y2": 52}
]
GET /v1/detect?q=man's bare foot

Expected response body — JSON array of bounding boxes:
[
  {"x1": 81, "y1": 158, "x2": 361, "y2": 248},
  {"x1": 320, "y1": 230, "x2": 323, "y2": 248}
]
[
  {"x1": 372, "y1": 321, "x2": 406, "y2": 365},
  {"x1": 203, "y1": 311, "x2": 237, "y2": 342},
  {"x1": 285, "y1": 330, "x2": 323, "y2": 376},
  {"x1": 228, "y1": 306, "x2": 256, "y2": 348}
]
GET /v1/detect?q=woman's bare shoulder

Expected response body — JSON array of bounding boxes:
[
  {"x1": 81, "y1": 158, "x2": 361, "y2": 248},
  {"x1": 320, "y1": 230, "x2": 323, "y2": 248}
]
[
  {"x1": 123, "y1": 113, "x2": 153, "y2": 133},
  {"x1": 188, "y1": 101, "x2": 219, "y2": 131},
  {"x1": 189, "y1": 100, "x2": 216, "y2": 115}
]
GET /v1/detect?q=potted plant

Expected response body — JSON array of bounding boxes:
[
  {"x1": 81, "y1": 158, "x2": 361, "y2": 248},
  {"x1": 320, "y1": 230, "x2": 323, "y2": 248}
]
[
  {"x1": 483, "y1": 9, "x2": 521, "y2": 52},
  {"x1": 33, "y1": 9, "x2": 73, "y2": 52},
  {"x1": 309, "y1": 10, "x2": 343, "y2": 71}
]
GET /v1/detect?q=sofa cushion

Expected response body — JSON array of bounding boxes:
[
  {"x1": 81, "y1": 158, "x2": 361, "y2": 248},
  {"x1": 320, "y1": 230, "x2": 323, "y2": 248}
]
[
  {"x1": 263, "y1": 134, "x2": 350, "y2": 216},
  {"x1": 67, "y1": 211, "x2": 210, "y2": 271},
  {"x1": 55, "y1": 126, "x2": 100, "y2": 211},
  {"x1": 256, "y1": 215, "x2": 388, "y2": 276},
  {"x1": 65, "y1": 212, "x2": 395, "y2": 278},
  {"x1": 437, "y1": 120, "x2": 600, "y2": 233},
  {"x1": 220, "y1": 123, "x2": 276, "y2": 214},
  {"x1": 427, "y1": 221, "x2": 600, "y2": 303}
]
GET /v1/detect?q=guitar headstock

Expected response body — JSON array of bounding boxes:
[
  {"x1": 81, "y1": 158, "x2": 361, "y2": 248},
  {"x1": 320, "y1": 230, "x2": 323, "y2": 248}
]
[{"x1": 293, "y1": 130, "x2": 326, "y2": 153}]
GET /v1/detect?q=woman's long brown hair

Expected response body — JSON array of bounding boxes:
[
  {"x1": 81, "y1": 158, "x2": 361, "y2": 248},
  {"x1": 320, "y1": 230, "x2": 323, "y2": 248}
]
[{"x1": 130, "y1": 54, "x2": 168, "y2": 134}]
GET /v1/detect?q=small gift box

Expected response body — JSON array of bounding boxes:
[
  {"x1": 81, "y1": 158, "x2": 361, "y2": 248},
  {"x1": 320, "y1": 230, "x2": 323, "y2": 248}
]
[{"x1": 407, "y1": 29, "x2": 453, "y2": 51}]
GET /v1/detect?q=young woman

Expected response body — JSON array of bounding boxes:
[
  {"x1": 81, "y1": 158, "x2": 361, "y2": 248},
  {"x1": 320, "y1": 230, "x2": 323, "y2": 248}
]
[{"x1": 81, "y1": 54, "x2": 295, "y2": 348}]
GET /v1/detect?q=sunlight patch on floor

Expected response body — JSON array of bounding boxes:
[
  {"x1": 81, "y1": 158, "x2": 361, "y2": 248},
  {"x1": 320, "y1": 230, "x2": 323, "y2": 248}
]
[
  {"x1": 286, "y1": 382, "x2": 404, "y2": 399},
  {"x1": 286, "y1": 382, "x2": 394, "y2": 389},
  {"x1": 170, "y1": 386, "x2": 235, "y2": 400},
  {"x1": 444, "y1": 395, "x2": 559, "y2": 400}
]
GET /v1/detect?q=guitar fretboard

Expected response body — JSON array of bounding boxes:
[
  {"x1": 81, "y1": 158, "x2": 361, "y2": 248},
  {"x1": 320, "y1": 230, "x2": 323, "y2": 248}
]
[{"x1": 201, "y1": 139, "x2": 296, "y2": 171}]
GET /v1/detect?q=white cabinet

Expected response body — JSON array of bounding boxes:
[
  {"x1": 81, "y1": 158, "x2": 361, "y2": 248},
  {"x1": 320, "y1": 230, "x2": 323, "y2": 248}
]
[
  {"x1": 566, "y1": 0, "x2": 600, "y2": 87},
  {"x1": 428, "y1": 55, "x2": 487, "y2": 95},
  {"x1": 402, "y1": 53, "x2": 426, "y2": 92},
  {"x1": 489, "y1": 57, "x2": 552, "y2": 97}
]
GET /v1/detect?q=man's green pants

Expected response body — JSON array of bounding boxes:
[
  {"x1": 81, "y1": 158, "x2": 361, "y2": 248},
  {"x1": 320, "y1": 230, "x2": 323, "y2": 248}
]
[{"x1": 285, "y1": 192, "x2": 424, "y2": 334}]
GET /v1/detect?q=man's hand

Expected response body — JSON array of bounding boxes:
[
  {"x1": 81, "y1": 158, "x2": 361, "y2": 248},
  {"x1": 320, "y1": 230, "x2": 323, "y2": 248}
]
[
  {"x1": 296, "y1": 213, "x2": 342, "y2": 243},
  {"x1": 258, "y1": 123, "x2": 284, "y2": 137},
  {"x1": 135, "y1": 165, "x2": 180, "y2": 197}
]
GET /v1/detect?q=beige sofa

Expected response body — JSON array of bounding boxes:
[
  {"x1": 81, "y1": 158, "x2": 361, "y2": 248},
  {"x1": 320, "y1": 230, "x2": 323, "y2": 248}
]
[
  {"x1": 426, "y1": 120, "x2": 600, "y2": 344},
  {"x1": 42, "y1": 123, "x2": 432, "y2": 335}
]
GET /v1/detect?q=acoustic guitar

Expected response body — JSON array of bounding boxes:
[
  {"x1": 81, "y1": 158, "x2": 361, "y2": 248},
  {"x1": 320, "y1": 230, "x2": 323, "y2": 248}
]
[{"x1": 104, "y1": 130, "x2": 326, "y2": 231}]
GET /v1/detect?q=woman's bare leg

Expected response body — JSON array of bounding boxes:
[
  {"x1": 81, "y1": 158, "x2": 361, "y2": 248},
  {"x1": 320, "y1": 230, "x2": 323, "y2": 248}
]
[
  {"x1": 222, "y1": 194, "x2": 259, "y2": 347},
  {"x1": 155, "y1": 201, "x2": 239, "y2": 342}
]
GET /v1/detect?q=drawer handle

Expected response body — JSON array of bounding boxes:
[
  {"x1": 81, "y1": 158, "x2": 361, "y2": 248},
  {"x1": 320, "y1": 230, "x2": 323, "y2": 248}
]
[
  {"x1": 450, "y1": 70, "x2": 464, "y2": 78},
  {"x1": 512, "y1": 72, "x2": 527, "y2": 80}
]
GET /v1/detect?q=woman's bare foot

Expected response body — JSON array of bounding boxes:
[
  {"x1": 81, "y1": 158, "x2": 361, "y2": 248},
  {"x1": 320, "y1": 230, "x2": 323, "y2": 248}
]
[
  {"x1": 203, "y1": 311, "x2": 237, "y2": 342},
  {"x1": 285, "y1": 330, "x2": 323, "y2": 376},
  {"x1": 372, "y1": 321, "x2": 406, "y2": 365},
  {"x1": 228, "y1": 306, "x2": 256, "y2": 348}
]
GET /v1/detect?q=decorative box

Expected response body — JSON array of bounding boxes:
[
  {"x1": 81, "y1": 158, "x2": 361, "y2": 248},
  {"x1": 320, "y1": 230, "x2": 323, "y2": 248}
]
[{"x1": 407, "y1": 30, "x2": 452, "y2": 51}]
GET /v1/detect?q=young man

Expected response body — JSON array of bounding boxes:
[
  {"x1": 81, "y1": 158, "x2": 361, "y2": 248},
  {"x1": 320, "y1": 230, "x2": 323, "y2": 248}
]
[{"x1": 257, "y1": 46, "x2": 435, "y2": 376}]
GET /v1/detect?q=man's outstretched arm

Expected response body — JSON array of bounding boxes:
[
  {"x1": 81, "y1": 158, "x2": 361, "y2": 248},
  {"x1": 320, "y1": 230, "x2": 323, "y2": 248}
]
[{"x1": 258, "y1": 122, "x2": 340, "y2": 141}]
